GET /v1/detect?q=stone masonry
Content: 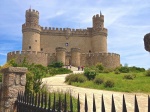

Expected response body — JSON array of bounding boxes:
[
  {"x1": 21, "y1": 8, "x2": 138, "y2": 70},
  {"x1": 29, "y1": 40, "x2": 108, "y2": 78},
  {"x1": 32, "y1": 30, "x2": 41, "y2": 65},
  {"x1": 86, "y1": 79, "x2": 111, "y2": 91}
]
[
  {"x1": 7, "y1": 9, "x2": 120, "y2": 69},
  {"x1": 0, "y1": 67, "x2": 27, "y2": 112}
]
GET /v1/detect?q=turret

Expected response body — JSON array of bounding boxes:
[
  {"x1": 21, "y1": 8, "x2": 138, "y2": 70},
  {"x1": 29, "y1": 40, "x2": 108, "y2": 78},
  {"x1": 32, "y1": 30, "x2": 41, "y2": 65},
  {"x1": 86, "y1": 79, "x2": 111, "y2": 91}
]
[
  {"x1": 92, "y1": 12, "x2": 107, "y2": 53},
  {"x1": 56, "y1": 47, "x2": 66, "y2": 65},
  {"x1": 22, "y1": 9, "x2": 41, "y2": 51},
  {"x1": 92, "y1": 13, "x2": 104, "y2": 29},
  {"x1": 71, "y1": 48, "x2": 81, "y2": 67}
]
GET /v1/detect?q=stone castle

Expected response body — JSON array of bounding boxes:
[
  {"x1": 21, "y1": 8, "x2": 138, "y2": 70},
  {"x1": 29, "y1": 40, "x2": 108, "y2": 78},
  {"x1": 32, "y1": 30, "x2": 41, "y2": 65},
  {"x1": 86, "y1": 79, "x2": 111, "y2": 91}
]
[{"x1": 7, "y1": 9, "x2": 120, "y2": 68}]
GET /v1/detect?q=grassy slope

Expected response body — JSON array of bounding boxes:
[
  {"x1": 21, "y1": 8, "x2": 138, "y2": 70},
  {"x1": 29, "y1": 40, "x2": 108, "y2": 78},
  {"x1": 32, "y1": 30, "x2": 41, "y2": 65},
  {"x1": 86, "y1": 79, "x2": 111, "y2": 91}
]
[{"x1": 71, "y1": 72, "x2": 150, "y2": 93}]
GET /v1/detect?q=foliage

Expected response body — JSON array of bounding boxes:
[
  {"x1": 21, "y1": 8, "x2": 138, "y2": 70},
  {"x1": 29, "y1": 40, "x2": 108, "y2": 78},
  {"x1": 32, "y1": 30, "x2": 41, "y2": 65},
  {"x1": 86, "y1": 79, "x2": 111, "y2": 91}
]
[
  {"x1": 94, "y1": 75, "x2": 104, "y2": 85},
  {"x1": 84, "y1": 67, "x2": 97, "y2": 80},
  {"x1": 129, "y1": 66, "x2": 145, "y2": 72},
  {"x1": 51, "y1": 92, "x2": 78, "y2": 112},
  {"x1": 114, "y1": 69, "x2": 120, "y2": 74},
  {"x1": 48, "y1": 62, "x2": 63, "y2": 68},
  {"x1": 65, "y1": 73, "x2": 87, "y2": 84},
  {"x1": 123, "y1": 74, "x2": 136, "y2": 80},
  {"x1": 4, "y1": 59, "x2": 71, "y2": 93},
  {"x1": 104, "y1": 79, "x2": 115, "y2": 88},
  {"x1": 145, "y1": 69, "x2": 150, "y2": 76},
  {"x1": 117, "y1": 66, "x2": 130, "y2": 73},
  {"x1": 48, "y1": 67, "x2": 72, "y2": 76},
  {"x1": 96, "y1": 63, "x2": 104, "y2": 72}
]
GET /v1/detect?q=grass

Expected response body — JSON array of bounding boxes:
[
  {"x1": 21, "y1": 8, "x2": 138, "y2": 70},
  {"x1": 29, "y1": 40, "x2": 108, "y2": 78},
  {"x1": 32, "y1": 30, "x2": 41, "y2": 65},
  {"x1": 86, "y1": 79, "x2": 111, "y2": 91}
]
[{"x1": 69, "y1": 72, "x2": 150, "y2": 93}]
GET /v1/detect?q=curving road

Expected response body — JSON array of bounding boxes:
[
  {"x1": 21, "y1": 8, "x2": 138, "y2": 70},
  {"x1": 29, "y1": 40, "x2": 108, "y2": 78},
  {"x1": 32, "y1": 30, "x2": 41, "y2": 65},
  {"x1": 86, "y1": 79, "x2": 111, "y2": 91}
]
[{"x1": 42, "y1": 68, "x2": 149, "y2": 112}]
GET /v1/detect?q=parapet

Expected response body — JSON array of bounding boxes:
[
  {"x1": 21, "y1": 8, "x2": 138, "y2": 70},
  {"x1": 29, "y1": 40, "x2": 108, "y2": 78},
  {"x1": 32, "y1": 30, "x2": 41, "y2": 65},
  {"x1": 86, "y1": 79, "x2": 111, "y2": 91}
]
[
  {"x1": 26, "y1": 9, "x2": 39, "y2": 17},
  {"x1": 81, "y1": 52, "x2": 120, "y2": 57},
  {"x1": 22, "y1": 23, "x2": 41, "y2": 33},
  {"x1": 93, "y1": 14, "x2": 104, "y2": 21},
  {"x1": 7, "y1": 51, "x2": 49, "y2": 57},
  {"x1": 71, "y1": 48, "x2": 81, "y2": 52},
  {"x1": 41, "y1": 27, "x2": 90, "y2": 36},
  {"x1": 56, "y1": 47, "x2": 66, "y2": 52}
]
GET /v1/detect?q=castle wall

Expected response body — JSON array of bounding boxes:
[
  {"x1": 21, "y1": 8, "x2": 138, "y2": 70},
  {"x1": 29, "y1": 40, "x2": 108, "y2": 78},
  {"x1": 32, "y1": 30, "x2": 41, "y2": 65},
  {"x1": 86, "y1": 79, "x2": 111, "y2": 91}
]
[
  {"x1": 7, "y1": 51, "x2": 49, "y2": 66},
  {"x1": 40, "y1": 28, "x2": 92, "y2": 53},
  {"x1": 80, "y1": 52, "x2": 120, "y2": 69}
]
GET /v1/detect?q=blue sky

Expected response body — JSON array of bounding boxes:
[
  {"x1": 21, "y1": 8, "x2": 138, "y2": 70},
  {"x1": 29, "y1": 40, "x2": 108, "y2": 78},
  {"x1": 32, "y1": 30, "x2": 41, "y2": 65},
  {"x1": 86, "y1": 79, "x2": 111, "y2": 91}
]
[{"x1": 0, "y1": 0, "x2": 150, "y2": 69}]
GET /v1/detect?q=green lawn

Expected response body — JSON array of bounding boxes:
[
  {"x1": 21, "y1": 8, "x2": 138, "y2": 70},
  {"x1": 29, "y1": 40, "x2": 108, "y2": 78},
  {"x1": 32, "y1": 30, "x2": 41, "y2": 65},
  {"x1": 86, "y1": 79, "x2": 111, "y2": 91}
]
[{"x1": 70, "y1": 72, "x2": 150, "y2": 93}]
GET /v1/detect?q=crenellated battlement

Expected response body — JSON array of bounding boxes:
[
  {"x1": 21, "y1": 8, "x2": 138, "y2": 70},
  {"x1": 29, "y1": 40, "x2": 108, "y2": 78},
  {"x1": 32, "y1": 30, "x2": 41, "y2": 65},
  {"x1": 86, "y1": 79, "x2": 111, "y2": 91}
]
[
  {"x1": 41, "y1": 27, "x2": 90, "y2": 35},
  {"x1": 8, "y1": 51, "x2": 49, "y2": 57},
  {"x1": 26, "y1": 9, "x2": 39, "y2": 16},
  {"x1": 93, "y1": 14, "x2": 104, "y2": 21},
  {"x1": 22, "y1": 23, "x2": 41, "y2": 33},
  {"x1": 81, "y1": 52, "x2": 120, "y2": 57}
]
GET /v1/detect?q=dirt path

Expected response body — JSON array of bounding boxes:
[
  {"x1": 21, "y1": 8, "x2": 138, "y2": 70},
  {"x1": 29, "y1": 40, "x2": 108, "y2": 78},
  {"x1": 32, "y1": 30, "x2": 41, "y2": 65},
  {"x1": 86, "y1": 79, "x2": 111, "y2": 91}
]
[{"x1": 42, "y1": 69, "x2": 149, "y2": 112}]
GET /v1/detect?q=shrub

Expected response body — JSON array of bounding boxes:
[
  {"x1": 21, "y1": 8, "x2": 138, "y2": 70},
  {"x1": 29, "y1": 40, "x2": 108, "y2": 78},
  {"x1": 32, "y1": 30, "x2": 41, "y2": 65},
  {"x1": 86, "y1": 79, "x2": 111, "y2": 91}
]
[
  {"x1": 118, "y1": 66, "x2": 129, "y2": 73},
  {"x1": 94, "y1": 75, "x2": 104, "y2": 85},
  {"x1": 84, "y1": 68, "x2": 97, "y2": 80},
  {"x1": 104, "y1": 79, "x2": 114, "y2": 88},
  {"x1": 48, "y1": 68, "x2": 72, "y2": 75},
  {"x1": 123, "y1": 74, "x2": 136, "y2": 80},
  {"x1": 114, "y1": 69, "x2": 120, "y2": 74},
  {"x1": 129, "y1": 66, "x2": 145, "y2": 72},
  {"x1": 96, "y1": 63, "x2": 104, "y2": 72},
  {"x1": 65, "y1": 74, "x2": 87, "y2": 83},
  {"x1": 145, "y1": 70, "x2": 150, "y2": 76},
  {"x1": 48, "y1": 62, "x2": 63, "y2": 68}
]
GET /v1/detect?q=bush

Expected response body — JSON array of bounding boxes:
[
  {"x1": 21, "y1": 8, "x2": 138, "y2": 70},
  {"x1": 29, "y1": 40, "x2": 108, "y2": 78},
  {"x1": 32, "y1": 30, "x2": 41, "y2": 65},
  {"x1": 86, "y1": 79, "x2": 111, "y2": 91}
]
[
  {"x1": 94, "y1": 75, "x2": 104, "y2": 85},
  {"x1": 65, "y1": 74, "x2": 87, "y2": 83},
  {"x1": 129, "y1": 66, "x2": 145, "y2": 72},
  {"x1": 48, "y1": 68, "x2": 72, "y2": 75},
  {"x1": 118, "y1": 66, "x2": 129, "y2": 73},
  {"x1": 145, "y1": 70, "x2": 150, "y2": 76},
  {"x1": 96, "y1": 63, "x2": 104, "y2": 72},
  {"x1": 114, "y1": 69, "x2": 120, "y2": 74},
  {"x1": 104, "y1": 79, "x2": 114, "y2": 88},
  {"x1": 48, "y1": 62, "x2": 63, "y2": 68},
  {"x1": 123, "y1": 74, "x2": 136, "y2": 80},
  {"x1": 84, "y1": 68, "x2": 97, "y2": 80}
]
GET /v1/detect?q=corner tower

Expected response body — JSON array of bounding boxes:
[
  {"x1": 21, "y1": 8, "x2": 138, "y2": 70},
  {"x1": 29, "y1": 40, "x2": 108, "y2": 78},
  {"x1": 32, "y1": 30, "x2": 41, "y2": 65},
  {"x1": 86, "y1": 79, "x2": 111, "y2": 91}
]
[
  {"x1": 22, "y1": 9, "x2": 41, "y2": 51},
  {"x1": 92, "y1": 12, "x2": 107, "y2": 53}
]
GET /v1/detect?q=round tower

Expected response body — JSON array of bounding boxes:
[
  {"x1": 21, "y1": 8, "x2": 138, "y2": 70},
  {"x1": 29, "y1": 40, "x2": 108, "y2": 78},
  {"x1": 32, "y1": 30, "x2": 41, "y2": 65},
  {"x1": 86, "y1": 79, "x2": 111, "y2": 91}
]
[
  {"x1": 56, "y1": 47, "x2": 66, "y2": 65},
  {"x1": 92, "y1": 13, "x2": 107, "y2": 53},
  {"x1": 22, "y1": 9, "x2": 41, "y2": 51},
  {"x1": 71, "y1": 48, "x2": 81, "y2": 67}
]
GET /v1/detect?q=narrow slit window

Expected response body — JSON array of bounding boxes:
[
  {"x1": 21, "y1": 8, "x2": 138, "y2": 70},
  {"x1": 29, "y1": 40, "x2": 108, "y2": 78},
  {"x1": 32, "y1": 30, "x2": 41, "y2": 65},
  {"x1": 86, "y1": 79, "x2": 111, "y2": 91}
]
[{"x1": 29, "y1": 46, "x2": 31, "y2": 49}]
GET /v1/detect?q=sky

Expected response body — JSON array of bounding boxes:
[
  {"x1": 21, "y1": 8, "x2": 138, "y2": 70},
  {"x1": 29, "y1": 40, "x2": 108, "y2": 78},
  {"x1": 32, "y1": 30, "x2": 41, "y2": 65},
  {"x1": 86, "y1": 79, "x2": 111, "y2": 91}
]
[{"x1": 0, "y1": 0, "x2": 150, "y2": 69}]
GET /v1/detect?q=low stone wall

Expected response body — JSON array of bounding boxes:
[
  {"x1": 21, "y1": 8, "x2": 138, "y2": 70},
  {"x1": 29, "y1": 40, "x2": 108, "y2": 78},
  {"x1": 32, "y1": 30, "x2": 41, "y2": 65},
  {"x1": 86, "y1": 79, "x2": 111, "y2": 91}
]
[{"x1": 0, "y1": 67, "x2": 27, "y2": 112}]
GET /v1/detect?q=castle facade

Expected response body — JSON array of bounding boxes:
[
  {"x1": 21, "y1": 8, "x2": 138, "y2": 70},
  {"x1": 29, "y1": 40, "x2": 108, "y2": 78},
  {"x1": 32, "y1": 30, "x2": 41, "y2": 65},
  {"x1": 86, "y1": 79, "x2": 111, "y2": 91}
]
[{"x1": 7, "y1": 9, "x2": 120, "y2": 68}]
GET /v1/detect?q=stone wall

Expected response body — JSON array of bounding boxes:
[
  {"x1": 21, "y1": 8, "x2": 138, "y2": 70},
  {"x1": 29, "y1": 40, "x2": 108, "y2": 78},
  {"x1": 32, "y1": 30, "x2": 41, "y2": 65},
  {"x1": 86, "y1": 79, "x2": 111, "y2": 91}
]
[
  {"x1": 0, "y1": 67, "x2": 27, "y2": 112},
  {"x1": 7, "y1": 51, "x2": 49, "y2": 66},
  {"x1": 80, "y1": 52, "x2": 120, "y2": 69}
]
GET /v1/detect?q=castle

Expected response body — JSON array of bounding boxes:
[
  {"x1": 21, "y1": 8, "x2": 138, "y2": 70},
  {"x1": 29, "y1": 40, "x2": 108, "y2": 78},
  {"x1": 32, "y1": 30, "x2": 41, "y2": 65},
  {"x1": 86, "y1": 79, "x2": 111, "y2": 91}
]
[{"x1": 7, "y1": 9, "x2": 120, "y2": 69}]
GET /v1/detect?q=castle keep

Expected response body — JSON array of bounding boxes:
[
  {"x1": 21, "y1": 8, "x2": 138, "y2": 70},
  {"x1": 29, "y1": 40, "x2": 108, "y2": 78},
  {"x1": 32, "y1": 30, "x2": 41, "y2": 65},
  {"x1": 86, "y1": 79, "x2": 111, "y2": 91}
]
[{"x1": 7, "y1": 9, "x2": 120, "y2": 68}]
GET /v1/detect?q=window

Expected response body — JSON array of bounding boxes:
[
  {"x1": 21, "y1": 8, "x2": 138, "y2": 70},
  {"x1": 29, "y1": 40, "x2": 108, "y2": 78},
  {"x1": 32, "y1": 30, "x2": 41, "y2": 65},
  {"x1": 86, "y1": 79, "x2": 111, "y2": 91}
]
[
  {"x1": 35, "y1": 40, "x2": 37, "y2": 42},
  {"x1": 41, "y1": 48, "x2": 43, "y2": 51},
  {"x1": 29, "y1": 46, "x2": 31, "y2": 49},
  {"x1": 65, "y1": 43, "x2": 68, "y2": 46}
]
